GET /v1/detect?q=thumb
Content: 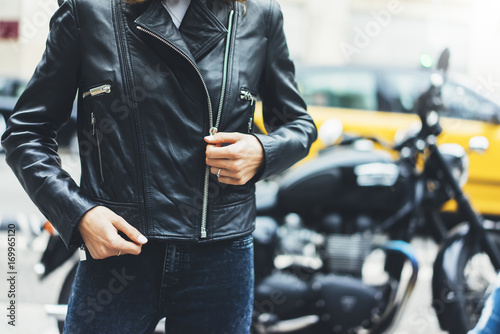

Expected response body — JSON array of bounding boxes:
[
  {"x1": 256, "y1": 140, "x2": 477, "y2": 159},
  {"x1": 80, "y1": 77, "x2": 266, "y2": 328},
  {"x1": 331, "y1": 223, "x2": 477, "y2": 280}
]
[
  {"x1": 112, "y1": 216, "x2": 148, "y2": 245},
  {"x1": 204, "y1": 132, "x2": 242, "y2": 145}
]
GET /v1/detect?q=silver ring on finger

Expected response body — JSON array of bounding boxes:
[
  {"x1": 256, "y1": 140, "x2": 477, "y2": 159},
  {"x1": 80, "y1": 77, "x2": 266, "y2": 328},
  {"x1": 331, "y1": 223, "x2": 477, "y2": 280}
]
[
  {"x1": 217, "y1": 168, "x2": 222, "y2": 178},
  {"x1": 117, "y1": 250, "x2": 121, "y2": 257}
]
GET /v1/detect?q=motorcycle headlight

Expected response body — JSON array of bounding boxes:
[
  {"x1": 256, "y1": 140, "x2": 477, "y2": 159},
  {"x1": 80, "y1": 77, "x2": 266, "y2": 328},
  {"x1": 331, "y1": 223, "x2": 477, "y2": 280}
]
[{"x1": 438, "y1": 143, "x2": 469, "y2": 187}]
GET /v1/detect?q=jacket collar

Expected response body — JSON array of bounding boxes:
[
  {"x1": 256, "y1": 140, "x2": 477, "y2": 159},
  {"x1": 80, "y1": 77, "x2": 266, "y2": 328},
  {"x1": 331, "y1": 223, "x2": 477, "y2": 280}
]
[{"x1": 135, "y1": 0, "x2": 228, "y2": 62}]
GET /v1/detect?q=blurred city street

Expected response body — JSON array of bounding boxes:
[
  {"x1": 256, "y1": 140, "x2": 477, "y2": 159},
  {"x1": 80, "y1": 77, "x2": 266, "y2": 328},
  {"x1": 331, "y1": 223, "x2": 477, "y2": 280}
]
[{"x1": 0, "y1": 152, "x2": 78, "y2": 334}]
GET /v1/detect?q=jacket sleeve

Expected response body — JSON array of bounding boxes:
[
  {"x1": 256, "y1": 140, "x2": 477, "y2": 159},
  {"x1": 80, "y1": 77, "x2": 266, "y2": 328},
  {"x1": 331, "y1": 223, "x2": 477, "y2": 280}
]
[
  {"x1": 253, "y1": 0, "x2": 317, "y2": 180},
  {"x1": 1, "y1": 0, "x2": 99, "y2": 248}
]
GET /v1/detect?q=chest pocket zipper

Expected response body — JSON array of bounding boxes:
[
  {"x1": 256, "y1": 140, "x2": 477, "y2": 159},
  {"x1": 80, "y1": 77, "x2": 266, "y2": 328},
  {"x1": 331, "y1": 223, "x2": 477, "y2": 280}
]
[
  {"x1": 240, "y1": 88, "x2": 257, "y2": 133},
  {"x1": 83, "y1": 84, "x2": 111, "y2": 99},
  {"x1": 240, "y1": 88, "x2": 257, "y2": 105},
  {"x1": 90, "y1": 112, "x2": 105, "y2": 183},
  {"x1": 83, "y1": 84, "x2": 112, "y2": 182}
]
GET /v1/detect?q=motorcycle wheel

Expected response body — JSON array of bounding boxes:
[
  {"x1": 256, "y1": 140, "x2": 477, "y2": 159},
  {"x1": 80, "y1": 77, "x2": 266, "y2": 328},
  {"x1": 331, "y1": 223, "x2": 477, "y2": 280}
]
[
  {"x1": 57, "y1": 262, "x2": 78, "y2": 333},
  {"x1": 446, "y1": 230, "x2": 500, "y2": 333}
]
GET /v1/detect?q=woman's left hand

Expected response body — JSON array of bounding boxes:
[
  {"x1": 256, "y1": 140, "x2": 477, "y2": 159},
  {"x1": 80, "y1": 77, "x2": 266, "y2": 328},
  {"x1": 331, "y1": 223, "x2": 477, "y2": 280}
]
[{"x1": 205, "y1": 132, "x2": 264, "y2": 185}]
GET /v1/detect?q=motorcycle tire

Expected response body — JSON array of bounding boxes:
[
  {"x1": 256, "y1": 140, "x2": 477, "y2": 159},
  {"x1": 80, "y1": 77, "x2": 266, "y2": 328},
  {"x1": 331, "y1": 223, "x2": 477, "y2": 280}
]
[
  {"x1": 437, "y1": 230, "x2": 500, "y2": 334},
  {"x1": 57, "y1": 262, "x2": 78, "y2": 333}
]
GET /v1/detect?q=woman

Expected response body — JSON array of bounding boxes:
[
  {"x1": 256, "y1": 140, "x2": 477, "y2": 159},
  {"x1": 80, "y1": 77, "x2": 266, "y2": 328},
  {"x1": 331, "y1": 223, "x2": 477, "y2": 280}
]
[{"x1": 1, "y1": 0, "x2": 316, "y2": 332}]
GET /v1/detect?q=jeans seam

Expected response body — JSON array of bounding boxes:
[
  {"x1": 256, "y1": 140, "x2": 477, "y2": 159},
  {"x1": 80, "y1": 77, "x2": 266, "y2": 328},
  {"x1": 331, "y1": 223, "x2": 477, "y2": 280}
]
[{"x1": 158, "y1": 243, "x2": 170, "y2": 315}]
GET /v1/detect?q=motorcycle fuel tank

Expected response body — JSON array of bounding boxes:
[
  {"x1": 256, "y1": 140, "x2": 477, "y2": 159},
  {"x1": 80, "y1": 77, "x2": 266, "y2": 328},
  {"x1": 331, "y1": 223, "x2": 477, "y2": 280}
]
[{"x1": 277, "y1": 148, "x2": 412, "y2": 216}]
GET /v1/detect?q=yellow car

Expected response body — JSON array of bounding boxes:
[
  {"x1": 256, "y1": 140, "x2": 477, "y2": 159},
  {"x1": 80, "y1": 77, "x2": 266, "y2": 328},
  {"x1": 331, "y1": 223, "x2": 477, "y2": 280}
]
[{"x1": 254, "y1": 67, "x2": 500, "y2": 217}]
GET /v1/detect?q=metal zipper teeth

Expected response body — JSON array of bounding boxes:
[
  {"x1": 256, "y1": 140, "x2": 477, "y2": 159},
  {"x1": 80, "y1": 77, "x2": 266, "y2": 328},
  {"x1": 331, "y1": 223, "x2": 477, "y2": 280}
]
[
  {"x1": 200, "y1": 10, "x2": 236, "y2": 238},
  {"x1": 216, "y1": 10, "x2": 235, "y2": 130},
  {"x1": 83, "y1": 84, "x2": 112, "y2": 99},
  {"x1": 135, "y1": 24, "x2": 217, "y2": 239},
  {"x1": 91, "y1": 112, "x2": 105, "y2": 182}
]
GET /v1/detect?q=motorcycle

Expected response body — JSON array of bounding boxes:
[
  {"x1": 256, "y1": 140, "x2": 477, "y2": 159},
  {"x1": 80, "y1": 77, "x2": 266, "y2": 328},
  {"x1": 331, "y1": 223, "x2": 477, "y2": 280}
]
[
  {"x1": 38, "y1": 49, "x2": 500, "y2": 334},
  {"x1": 250, "y1": 49, "x2": 500, "y2": 333}
]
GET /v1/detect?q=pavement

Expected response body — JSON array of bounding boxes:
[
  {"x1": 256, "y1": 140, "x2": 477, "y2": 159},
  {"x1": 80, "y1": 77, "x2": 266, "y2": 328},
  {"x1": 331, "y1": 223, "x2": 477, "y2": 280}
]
[{"x1": 0, "y1": 152, "x2": 447, "y2": 334}]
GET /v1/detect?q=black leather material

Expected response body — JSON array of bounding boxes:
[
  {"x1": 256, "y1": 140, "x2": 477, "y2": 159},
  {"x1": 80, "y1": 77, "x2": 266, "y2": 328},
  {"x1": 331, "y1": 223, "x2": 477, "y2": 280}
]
[{"x1": 1, "y1": 0, "x2": 317, "y2": 248}]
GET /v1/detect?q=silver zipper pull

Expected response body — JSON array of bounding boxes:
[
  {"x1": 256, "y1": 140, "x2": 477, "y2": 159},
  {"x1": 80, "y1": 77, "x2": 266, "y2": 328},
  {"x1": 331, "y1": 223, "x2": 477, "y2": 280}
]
[
  {"x1": 83, "y1": 84, "x2": 112, "y2": 99},
  {"x1": 79, "y1": 244, "x2": 87, "y2": 261},
  {"x1": 91, "y1": 112, "x2": 96, "y2": 135},
  {"x1": 248, "y1": 117, "x2": 253, "y2": 133},
  {"x1": 240, "y1": 89, "x2": 256, "y2": 106},
  {"x1": 209, "y1": 127, "x2": 218, "y2": 138}
]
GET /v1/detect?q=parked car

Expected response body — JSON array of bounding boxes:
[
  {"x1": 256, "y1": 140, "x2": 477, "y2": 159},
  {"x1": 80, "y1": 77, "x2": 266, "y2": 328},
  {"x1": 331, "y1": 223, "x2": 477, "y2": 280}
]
[
  {"x1": 254, "y1": 66, "x2": 500, "y2": 218},
  {"x1": 0, "y1": 77, "x2": 77, "y2": 151}
]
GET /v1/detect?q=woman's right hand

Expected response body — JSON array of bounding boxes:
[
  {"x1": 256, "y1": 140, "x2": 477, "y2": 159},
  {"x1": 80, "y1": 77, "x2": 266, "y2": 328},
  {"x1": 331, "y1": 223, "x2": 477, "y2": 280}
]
[{"x1": 78, "y1": 206, "x2": 148, "y2": 260}]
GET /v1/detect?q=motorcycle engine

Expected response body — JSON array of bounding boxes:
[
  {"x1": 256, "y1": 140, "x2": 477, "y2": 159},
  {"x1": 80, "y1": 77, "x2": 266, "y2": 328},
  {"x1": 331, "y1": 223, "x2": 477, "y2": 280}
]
[
  {"x1": 323, "y1": 233, "x2": 373, "y2": 277},
  {"x1": 254, "y1": 216, "x2": 394, "y2": 334},
  {"x1": 315, "y1": 227, "x2": 394, "y2": 332}
]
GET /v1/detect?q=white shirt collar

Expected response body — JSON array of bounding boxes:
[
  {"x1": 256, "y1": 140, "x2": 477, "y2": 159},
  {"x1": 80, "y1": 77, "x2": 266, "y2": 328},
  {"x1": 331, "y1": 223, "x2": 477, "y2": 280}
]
[{"x1": 161, "y1": 0, "x2": 192, "y2": 28}]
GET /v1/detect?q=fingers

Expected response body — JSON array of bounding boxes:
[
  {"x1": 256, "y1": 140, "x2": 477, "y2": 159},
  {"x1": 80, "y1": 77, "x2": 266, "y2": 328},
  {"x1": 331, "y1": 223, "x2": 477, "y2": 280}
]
[
  {"x1": 204, "y1": 132, "x2": 243, "y2": 145},
  {"x1": 78, "y1": 206, "x2": 147, "y2": 260},
  {"x1": 112, "y1": 215, "x2": 148, "y2": 245},
  {"x1": 206, "y1": 143, "x2": 243, "y2": 160},
  {"x1": 205, "y1": 132, "x2": 264, "y2": 185},
  {"x1": 108, "y1": 235, "x2": 142, "y2": 256},
  {"x1": 207, "y1": 160, "x2": 251, "y2": 185},
  {"x1": 206, "y1": 157, "x2": 243, "y2": 171},
  {"x1": 209, "y1": 166, "x2": 242, "y2": 178},
  {"x1": 209, "y1": 166, "x2": 253, "y2": 185},
  {"x1": 206, "y1": 140, "x2": 260, "y2": 160},
  {"x1": 210, "y1": 166, "x2": 229, "y2": 179},
  {"x1": 215, "y1": 175, "x2": 248, "y2": 185},
  {"x1": 111, "y1": 216, "x2": 148, "y2": 256}
]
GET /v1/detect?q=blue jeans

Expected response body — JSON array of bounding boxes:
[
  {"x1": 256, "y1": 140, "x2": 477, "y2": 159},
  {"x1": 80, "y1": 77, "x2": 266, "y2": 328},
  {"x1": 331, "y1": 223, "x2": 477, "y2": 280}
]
[
  {"x1": 468, "y1": 272, "x2": 500, "y2": 334},
  {"x1": 64, "y1": 235, "x2": 254, "y2": 334}
]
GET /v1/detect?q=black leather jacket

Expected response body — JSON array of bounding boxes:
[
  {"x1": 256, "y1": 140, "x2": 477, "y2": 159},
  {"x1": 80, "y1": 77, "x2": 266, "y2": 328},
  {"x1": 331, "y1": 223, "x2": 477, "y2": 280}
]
[{"x1": 1, "y1": 0, "x2": 316, "y2": 248}]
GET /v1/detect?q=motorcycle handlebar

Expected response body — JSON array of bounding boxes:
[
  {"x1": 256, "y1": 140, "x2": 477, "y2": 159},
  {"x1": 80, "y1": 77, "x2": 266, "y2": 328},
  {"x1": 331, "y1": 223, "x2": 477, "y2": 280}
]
[
  {"x1": 413, "y1": 49, "x2": 450, "y2": 138},
  {"x1": 330, "y1": 50, "x2": 450, "y2": 156}
]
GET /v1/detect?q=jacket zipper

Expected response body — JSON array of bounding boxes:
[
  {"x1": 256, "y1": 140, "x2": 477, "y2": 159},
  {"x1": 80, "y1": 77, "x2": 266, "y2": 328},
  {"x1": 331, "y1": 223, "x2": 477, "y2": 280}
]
[
  {"x1": 240, "y1": 88, "x2": 257, "y2": 106},
  {"x1": 241, "y1": 88, "x2": 257, "y2": 133},
  {"x1": 91, "y1": 112, "x2": 105, "y2": 182},
  {"x1": 202, "y1": 10, "x2": 236, "y2": 237},
  {"x1": 79, "y1": 244, "x2": 87, "y2": 261},
  {"x1": 136, "y1": 9, "x2": 235, "y2": 239},
  {"x1": 83, "y1": 84, "x2": 112, "y2": 99},
  {"x1": 83, "y1": 84, "x2": 110, "y2": 182}
]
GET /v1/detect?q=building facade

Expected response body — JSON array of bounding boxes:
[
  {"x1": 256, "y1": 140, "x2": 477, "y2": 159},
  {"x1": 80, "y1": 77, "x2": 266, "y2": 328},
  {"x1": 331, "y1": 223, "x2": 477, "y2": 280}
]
[{"x1": 1, "y1": 0, "x2": 500, "y2": 90}]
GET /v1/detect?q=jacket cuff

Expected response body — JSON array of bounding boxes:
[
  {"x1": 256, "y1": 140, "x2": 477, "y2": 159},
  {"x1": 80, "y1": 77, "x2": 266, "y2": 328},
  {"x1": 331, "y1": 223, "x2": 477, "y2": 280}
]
[
  {"x1": 34, "y1": 188, "x2": 100, "y2": 249},
  {"x1": 65, "y1": 202, "x2": 100, "y2": 249},
  {"x1": 251, "y1": 133, "x2": 275, "y2": 181}
]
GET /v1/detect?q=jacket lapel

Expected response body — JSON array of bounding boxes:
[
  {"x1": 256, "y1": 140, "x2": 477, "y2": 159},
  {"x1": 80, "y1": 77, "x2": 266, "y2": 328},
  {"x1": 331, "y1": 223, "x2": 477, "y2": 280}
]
[
  {"x1": 179, "y1": 0, "x2": 228, "y2": 61},
  {"x1": 134, "y1": 0, "x2": 195, "y2": 62},
  {"x1": 134, "y1": 0, "x2": 227, "y2": 63}
]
